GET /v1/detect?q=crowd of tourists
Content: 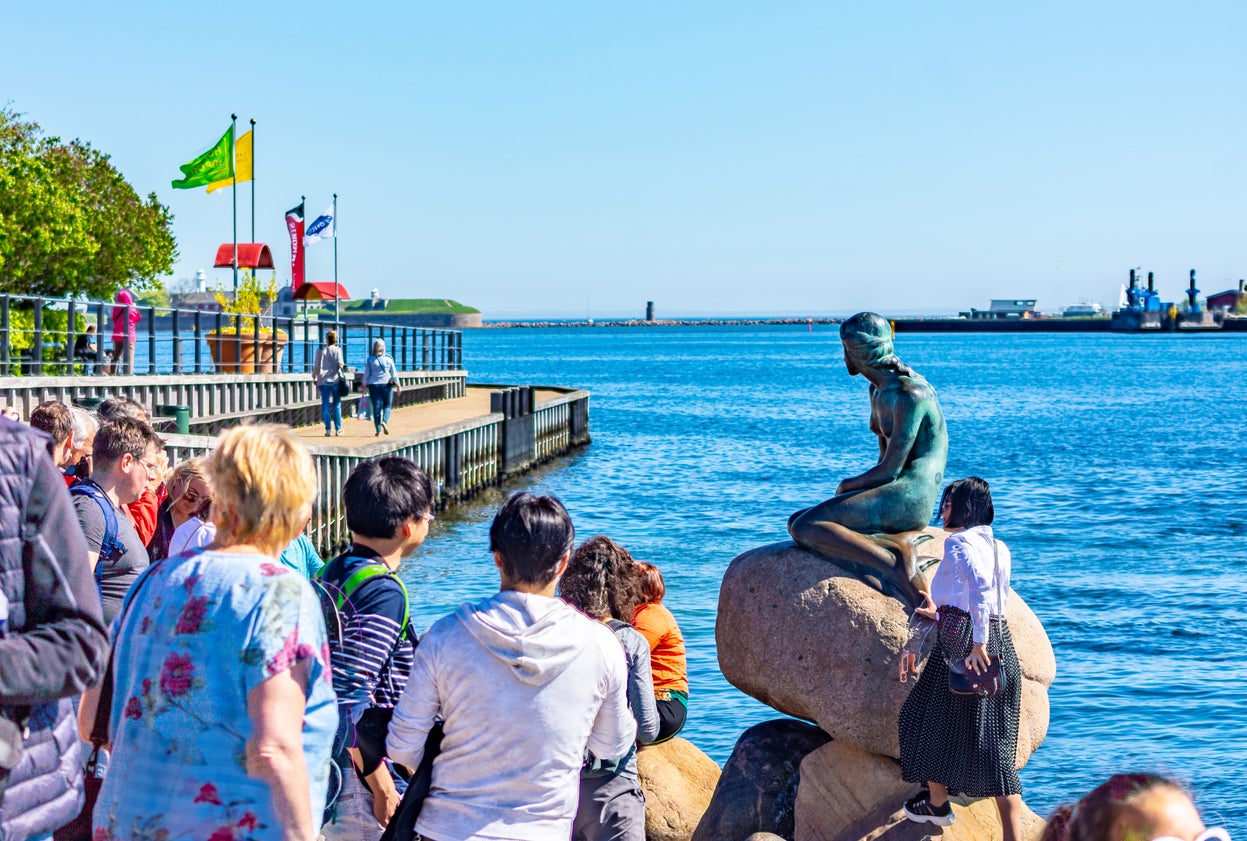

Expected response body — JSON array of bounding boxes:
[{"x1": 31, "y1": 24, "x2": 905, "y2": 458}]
[
  {"x1": 0, "y1": 398, "x2": 1228, "y2": 841},
  {"x1": 0, "y1": 399, "x2": 690, "y2": 841}
]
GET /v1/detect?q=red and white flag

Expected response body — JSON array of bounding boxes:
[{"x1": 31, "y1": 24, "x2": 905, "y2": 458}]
[{"x1": 285, "y1": 202, "x2": 305, "y2": 289}]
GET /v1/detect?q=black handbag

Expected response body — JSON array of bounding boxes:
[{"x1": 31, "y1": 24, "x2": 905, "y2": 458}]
[
  {"x1": 946, "y1": 536, "x2": 1007, "y2": 699},
  {"x1": 379, "y1": 722, "x2": 443, "y2": 841},
  {"x1": 948, "y1": 656, "x2": 1005, "y2": 698}
]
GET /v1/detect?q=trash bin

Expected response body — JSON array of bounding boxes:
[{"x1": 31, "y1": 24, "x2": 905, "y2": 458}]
[
  {"x1": 75, "y1": 396, "x2": 105, "y2": 411},
  {"x1": 156, "y1": 404, "x2": 191, "y2": 435}
]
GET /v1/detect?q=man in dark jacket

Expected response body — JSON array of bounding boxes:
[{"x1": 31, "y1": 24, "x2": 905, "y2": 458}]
[{"x1": 0, "y1": 419, "x2": 109, "y2": 840}]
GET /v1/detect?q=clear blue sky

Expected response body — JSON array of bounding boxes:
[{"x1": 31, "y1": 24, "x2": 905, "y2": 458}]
[{"x1": 4, "y1": 2, "x2": 1244, "y2": 318}]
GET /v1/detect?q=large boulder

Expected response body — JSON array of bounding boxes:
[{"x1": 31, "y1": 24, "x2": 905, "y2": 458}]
[
  {"x1": 692, "y1": 719, "x2": 832, "y2": 841},
  {"x1": 638, "y1": 738, "x2": 722, "y2": 841},
  {"x1": 716, "y1": 537, "x2": 1055, "y2": 762},
  {"x1": 794, "y1": 740, "x2": 1045, "y2": 841}
]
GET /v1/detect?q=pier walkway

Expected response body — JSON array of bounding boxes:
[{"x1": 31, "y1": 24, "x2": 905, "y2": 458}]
[
  {"x1": 292, "y1": 387, "x2": 564, "y2": 444},
  {"x1": 162, "y1": 384, "x2": 590, "y2": 553}
]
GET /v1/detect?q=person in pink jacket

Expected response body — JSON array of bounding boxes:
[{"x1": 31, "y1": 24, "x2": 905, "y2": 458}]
[{"x1": 105, "y1": 289, "x2": 141, "y2": 375}]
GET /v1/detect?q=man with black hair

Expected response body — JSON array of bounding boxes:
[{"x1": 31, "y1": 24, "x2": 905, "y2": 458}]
[
  {"x1": 319, "y1": 457, "x2": 435, "y2": 839},
  {"x1": 387, "y1": 492, "x2": 636, "y2": 841},
  {"x1": 71, "y1": 417, "x2": 162, "y2": 624}
]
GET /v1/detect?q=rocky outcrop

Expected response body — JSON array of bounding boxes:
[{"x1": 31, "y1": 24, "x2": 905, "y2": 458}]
[
  {"x1": 698, "y1": 535, "x2": 1056, "y2": 841},
  {"x1": 795, "y1": 739, "x2": 1044, "y2": 841},
  {"x1": 716, "y1": 537, "x2": 1055, "y2": 763},
  {"x1": 638, "y1": 738, "x2": 722, "y2": 841},
  {"x1": 692, "y1": 720, "x2": 831, "y2": 841}
]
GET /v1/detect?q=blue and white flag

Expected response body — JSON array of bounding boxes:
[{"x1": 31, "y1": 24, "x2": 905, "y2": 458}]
[{"x1": 303, "y1": 203, "x2": 335, "y2": 246}]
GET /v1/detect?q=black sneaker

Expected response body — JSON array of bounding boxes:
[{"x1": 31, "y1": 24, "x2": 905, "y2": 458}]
[{"x1": 903, "y1": 793, "x2": 955, "y2": 826}]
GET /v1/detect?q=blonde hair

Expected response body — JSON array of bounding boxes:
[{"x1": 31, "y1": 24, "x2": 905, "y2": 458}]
[
  {"x1": 207, "y1": 425, "x2": 317, "y2": 557},
  {"x1": 166, "y1": 456, "x2": 212, "y2": 509}
]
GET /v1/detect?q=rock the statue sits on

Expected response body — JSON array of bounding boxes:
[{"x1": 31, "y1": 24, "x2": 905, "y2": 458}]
[{"x1": 788, "y1": 312, "x2": 948, "y2": 606}]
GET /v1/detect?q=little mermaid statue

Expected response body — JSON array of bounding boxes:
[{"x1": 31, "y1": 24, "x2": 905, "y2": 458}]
[{"x1": 788, "y1": 312, "x2": 949, "y2": 608}]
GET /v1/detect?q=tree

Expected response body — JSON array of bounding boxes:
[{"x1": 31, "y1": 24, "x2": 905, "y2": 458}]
[{"x1": 0, "y1": 108, "x2": 177, "y2": 299}]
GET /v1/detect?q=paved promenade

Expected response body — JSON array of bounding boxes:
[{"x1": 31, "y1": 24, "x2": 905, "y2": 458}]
[{"x1": 291, "y1": 385, "x2": 562, "y2": 445}]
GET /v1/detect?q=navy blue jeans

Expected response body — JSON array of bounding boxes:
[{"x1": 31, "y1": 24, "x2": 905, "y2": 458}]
[
  {"x1": 319, "y1": 383, "x2": 342, "y2": 433},
  {"x1": 368, "y1": 384, "x2": 393, "y2": 432}
]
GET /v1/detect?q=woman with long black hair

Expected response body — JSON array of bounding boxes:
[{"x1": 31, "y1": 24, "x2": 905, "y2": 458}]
[{"x1": 898, "y1": 476, "x2": 1023, "y2": 840}]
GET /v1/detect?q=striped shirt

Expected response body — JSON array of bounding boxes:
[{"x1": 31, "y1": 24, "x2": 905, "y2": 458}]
[{"x1": 319, "y1": 550, "x2": 416, "y2": 744}]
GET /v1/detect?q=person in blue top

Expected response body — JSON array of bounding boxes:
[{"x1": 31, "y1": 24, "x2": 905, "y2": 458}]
[
  {"x1": 318, "y1": 456, "x2": 435, "y2": 839},
  {"x1": 279, "y1": 531, "x2": 325, "y2": 578},
  {"x1": 362, "y1": 339, "x2": 399, "y2": 437},
  {"x1": 83, "y1": 424, "x2": 337, "y2": 841}
]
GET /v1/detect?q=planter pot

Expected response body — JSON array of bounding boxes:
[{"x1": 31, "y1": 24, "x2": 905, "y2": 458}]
[{"x1": 206, "y1": 332, "x2": 288, "y2": 374}]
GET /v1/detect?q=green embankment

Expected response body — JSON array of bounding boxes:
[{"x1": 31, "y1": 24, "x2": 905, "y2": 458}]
[{"x1": 310, "y1": 298, "x2": 479, "y2": 316}]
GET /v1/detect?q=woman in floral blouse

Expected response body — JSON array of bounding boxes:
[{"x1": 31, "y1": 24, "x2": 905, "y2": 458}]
[{"x1": 82, "y1": 425, "x2": 337, "y2": 841}]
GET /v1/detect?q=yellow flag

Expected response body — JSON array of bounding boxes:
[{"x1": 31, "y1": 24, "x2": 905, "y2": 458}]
[{"x1": 205, "y1": 129, "x2": 252, "y2": 193}]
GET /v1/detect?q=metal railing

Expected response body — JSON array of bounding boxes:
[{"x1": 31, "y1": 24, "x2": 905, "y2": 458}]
[{"x1": 0, "y1": 293, "x2": 463, "y2": 377}]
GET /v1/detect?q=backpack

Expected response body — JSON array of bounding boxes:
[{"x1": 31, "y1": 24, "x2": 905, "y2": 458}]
[
  {"x1": 312, "y1": 555, "x2": 412, "y2": 648},
  {"x1": 68, "y1": 481, "x2": 124, "y2": 585},
  {"x1": 311, "y1": 555, "x2": 413, "y2": 824}
]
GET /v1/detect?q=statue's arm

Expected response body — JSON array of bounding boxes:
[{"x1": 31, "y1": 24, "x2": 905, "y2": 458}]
[{"x1": 838, "y1": 392, "x2": 924, "y2": 494}]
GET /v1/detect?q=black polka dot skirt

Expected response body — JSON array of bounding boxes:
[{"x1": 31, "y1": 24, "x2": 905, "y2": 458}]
[{"x1": 898, "y1": 605, "x2": 1023, "y2": 797}]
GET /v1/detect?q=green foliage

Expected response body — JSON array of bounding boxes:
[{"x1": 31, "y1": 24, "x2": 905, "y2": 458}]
[
  {"x1": 137, "y1": 285, "x2": 171, "y2": 310},
  {"x1": 334, "y1": 298, "x2": 480, "y2": 315},
  {"x1": 0, "y1": 108, "x2": 178, "y2": 299},
  {"x1": 5, "y1": 305, "x2": 88, "y2": 375}
]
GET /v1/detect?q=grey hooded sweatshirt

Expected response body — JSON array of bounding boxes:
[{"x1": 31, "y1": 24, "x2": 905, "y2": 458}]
[{"x1": 387, "y1": 590, "x2": 635, "y2": 841}]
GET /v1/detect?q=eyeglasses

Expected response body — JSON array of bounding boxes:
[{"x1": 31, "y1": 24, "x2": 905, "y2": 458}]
[
  {"x1": 1154, "y1": 829, "x2": 1231, "y2": 841},
  {"x1": 136, "y1": 458, "x2": 160, "y2": 477},
  {"x1": 420, "y1": 512, "x2": 435, "y2": 523}
]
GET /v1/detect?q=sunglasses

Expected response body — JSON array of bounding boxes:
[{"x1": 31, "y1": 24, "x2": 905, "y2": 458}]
[
  {"x1": 181, "y1": 489, "x2": 208, "y2": 506},
  {"x1": 1154, "y1": 829, "x2": 1231, "y2": 841}
]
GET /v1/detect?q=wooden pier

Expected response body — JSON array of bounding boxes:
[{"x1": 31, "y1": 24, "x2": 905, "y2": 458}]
[
  {"x1": 161, "y1": 383, "x2": 590, "y2": 554},
  {"x1": 2, "y1": 373, "x2": 590, "y2": 556}
]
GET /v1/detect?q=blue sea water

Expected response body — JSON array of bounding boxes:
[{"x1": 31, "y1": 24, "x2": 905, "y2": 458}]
[{"x1": 396, "y1": 325, "x2": 1246, "y2": 833}]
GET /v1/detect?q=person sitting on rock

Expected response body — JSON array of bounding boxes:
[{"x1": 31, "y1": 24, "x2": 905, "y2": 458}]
[
  {"x1": 897, "y1": 477, "x2": 1022, "y2": 840},
  {"x1": 632, "y1": 561, "x2": 689, "y2": 743},
  {"x1": 788, "y1": 311, "x2": 948, "y2": 608},
  {"x1": 561, "y1": 536, "x2": 660, "y2": 841},
  {"x1": 1040, "y1": 773, "x2": 1225, "y2": 841}
]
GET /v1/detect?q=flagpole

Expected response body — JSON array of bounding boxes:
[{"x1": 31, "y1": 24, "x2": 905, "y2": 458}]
[
  {"x1": 298, "y1": 194, "x2": 304, "y2": 294},
  {"x1": 249, "y1": 118, "x2": 256, "y2": 242},
  {"x1": 231, "y1": 113, "x2": 238, "y2": 291},
  {"x1": 333, "y1": 193, "x2": 339, "y2": 325}
]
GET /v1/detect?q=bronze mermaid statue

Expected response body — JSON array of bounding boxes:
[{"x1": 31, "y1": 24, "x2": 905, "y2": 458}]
[{"x1": 788, "y1": 312, "x2": 948, "y2": 607}]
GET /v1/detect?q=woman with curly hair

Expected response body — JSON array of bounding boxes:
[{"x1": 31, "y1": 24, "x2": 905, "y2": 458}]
[{"x1": 560, "y1": 536, "x2": 660, "y2": 841}]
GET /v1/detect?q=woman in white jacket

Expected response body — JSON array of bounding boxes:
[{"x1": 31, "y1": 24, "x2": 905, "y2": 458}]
[{"x1": 898, "y1": 477, "x2": 1023, "y2": 840}]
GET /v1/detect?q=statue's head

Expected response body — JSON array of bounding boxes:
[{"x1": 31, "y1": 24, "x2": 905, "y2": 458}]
[{"x1": 839, "y1": 312, "x2": 896, "y2": 375}]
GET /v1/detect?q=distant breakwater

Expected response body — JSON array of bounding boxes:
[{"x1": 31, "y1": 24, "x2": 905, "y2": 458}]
[
  {"x1": 480, "y1": 315, "x2": 1247, "y2": 332},
  {"x1": 481, "y1": 317, "x2": 838, "y2": 328}
]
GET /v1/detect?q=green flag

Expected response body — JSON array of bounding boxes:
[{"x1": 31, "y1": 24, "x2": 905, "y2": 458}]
[{"x1": 171, "y1": 125, "x2": 234, "y2": 190}]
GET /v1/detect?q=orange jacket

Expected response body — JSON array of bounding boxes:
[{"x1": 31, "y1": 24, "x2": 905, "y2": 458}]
[{"x1": 632, "y1": 602, "x2": 688, "y2": 695}]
